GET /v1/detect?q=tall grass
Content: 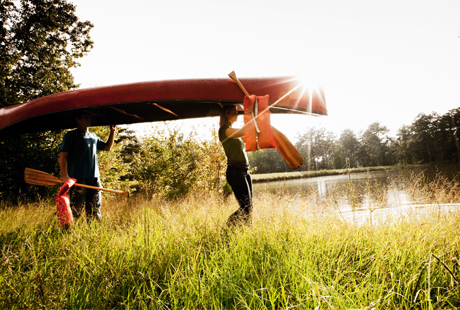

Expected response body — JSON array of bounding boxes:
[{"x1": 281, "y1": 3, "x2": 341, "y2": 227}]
[{"x1": 1, "y1": 174, "x2": 459, "y2": 309}]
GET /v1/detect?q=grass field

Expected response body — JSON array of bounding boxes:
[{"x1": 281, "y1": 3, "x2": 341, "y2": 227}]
[{"x1": 1, "y1": 173, "x2": 459, "y2": 309}]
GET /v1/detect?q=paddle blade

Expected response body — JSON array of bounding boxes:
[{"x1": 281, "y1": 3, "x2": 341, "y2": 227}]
[
  {"x1": 24, "y1": 168, "x2": 61, "y2": 186},
  {"x1": 272, "y1": 127, "x2": 304, "y2": 169}
]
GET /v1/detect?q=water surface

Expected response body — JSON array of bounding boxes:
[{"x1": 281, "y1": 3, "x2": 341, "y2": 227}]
[{"x1": 252, "y1": 165, "x2": 460, "y2": 224}]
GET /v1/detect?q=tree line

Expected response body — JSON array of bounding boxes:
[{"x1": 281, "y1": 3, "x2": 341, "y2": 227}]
[{"x1": 248, "y1": 109, "x2": 460, "y2": 174}]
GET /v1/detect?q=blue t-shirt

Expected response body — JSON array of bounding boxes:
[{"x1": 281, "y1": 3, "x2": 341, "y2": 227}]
[
  {"x1": 60, "y1": 129, "x2": 107, "y2": 178},
  {"x1": 219, "y1": 125, "x2": 249, "y2": 169}
]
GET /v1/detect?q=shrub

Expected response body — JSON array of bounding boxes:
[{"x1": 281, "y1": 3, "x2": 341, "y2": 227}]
[{"x1": 129, "y1": 124, "x2": 227, "y2": 199}]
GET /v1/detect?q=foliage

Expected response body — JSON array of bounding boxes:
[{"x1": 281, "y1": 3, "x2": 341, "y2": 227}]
[
  {"x1": 296, "y1": 127, "x2": 336, "y2": 171},
  {"x1": 0, "y1": 131, "x2": 65, "y2": 202},
  {"x1": 129, "y1": 125, "x2": 227, "y2": 199},
  {"x1": 0, "y1": 0, "x2": 93, "y2": 108},
  {"x1": 395, "y1": 125, "x2": 413, "y2": 165},
  {"x1": 338, "y1": 128, "x2": 360, "y2": 168},
  {"x1": 332, "y1": 145, "x2": 346, "y2": 169},
  {"x1": 251, "y1": 107, "x2": 460, "y2": 174},
  {"x1": 360, "y1": 122, "x2": 395, "y2": 167},
  {"x1": 90, "y1": 126, "x2": 136, "y2": 191},
  {"x1": 394, "y1": 109, "x2": 460, "y2": 165},
  {"x1": 252, "y1": 107, "x2": 460, "y2": 174},
  {"x1": 408, "y1": 113, "x2": 438, "y2": 163},
  {"x1": 247, "y1": 148, "x2": 288, "y2": 174},
  {"x1": 0, "y1": 0, "x2": 93, "y2": 202}
]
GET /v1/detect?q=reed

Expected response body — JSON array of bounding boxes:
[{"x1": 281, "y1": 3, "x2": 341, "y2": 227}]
[{"x1": 0, "y1": 174, "x2": 459, "y2": 309}]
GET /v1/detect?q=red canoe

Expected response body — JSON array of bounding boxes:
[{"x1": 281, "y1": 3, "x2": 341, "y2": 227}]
[{"x1": 0, "y1": 77, "x2": 327, "y2": 134}]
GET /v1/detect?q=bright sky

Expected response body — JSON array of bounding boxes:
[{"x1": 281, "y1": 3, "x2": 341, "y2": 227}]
[{"x1": 70, "y1": 0, "x2": 460, "y2": 142}]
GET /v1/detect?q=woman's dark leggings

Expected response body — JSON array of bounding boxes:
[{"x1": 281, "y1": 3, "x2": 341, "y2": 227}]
[{"x1": 226, "y1": 165, "x2": 253, "y2": 225}]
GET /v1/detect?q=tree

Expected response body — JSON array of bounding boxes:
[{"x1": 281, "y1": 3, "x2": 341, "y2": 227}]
[
  {"x1": 408, "y1": 113, "x2": 437, "y2": 163},
  {"x1": 432, "y1": 109, "x2": 460, "y2": 163},
  {"x1": 448, "y1": 108, "x2": 460, "y2": 163},
  {"x1": 1, "y1": 0, "x2": 93, "y2": 107},
  {"x1": 359, "y1": 122, "x2": 394, "y2": 167},
  {"x1": 296, "y1": 127, "x2": 336, "y2": 171},
  {"x1": 393, "y1": 110, "x2": 460, "y2": 165},
  {"x1": 338, "y1": 129, "x2": 360, "y2": 168},
  {"x1": 395, "y1": 125, "x2": 413, "y2": 165},
  {"x1": 248, "y1": 148, "x2": 287, "y2": 173},
  {"x1": 333, "y1": 145, "x2": 346, "y2": 169},
  {"x1": 0, "y1": 0, "x2": 93, "y2": 202}
]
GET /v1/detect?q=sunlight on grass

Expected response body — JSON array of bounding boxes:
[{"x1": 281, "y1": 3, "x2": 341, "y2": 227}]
[{"x1": 1, "y1": 174, "x2": 459, "y2": 309}]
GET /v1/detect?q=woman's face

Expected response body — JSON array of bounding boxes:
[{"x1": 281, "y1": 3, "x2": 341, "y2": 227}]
[{"x1": 227, "y1": 107, "x2": 238, "y2": 125}]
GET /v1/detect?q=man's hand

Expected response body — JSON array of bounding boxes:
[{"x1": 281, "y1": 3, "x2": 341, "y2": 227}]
[
  {"x1": 104, "y1": 124, "x2": 117, "y2": 151},
  {"x1": 61, "y1": 175, "x2": 71, "y2": 184}
]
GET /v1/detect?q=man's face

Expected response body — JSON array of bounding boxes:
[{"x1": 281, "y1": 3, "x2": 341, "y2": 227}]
[{"x1": 76, "y1": 113, "x2": 91, "y2": 128}]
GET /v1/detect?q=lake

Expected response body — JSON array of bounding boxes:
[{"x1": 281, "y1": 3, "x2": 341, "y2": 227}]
[{"x1": 253, "y1": 165, "x2": 460, "y2": 224}]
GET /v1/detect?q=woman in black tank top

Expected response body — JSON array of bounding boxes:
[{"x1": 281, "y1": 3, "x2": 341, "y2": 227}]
[{"x1": 218, "y1": 105, "x2": 253, "y2": 226}]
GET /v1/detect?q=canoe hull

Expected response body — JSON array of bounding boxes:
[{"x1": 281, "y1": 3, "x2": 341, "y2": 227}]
[{"x1": 0, "y1": 77, "x2": 326, "y2": 134}]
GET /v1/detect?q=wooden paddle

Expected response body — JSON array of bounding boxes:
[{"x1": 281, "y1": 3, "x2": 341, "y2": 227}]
[
  {"x1": 228, "y1": 71, "x2": 304, "y2": 169},
  {"x1": 24, "y1": 168, "x2": 130, "y2": 197}
]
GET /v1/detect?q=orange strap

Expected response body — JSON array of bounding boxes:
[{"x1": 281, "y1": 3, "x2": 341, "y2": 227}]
[{"x1": 243, "y1": 95, "x2": 276, "y2": 151}]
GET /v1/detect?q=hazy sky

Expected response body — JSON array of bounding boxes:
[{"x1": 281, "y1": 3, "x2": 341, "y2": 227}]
[{"x1": 70, "y1": 0, "x2": 460, "y2": 141}]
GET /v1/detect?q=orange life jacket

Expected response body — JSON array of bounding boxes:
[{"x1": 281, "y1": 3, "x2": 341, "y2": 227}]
[{"x1": 243, "y1": 95, "x2": 276, "y2": 152}]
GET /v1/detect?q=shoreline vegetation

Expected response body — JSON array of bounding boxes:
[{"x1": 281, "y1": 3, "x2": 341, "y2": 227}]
[
  {"x1": 1, "y1": 169, "x2": 459, "y2": 308},
  {"x1": 251, "y1": 166, "x2": 391, "y2": 183}
]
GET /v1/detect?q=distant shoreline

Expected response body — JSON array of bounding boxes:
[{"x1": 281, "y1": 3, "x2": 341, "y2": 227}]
[{"x1": 251, "y1": 166, "x2": 391, "y2": 183}]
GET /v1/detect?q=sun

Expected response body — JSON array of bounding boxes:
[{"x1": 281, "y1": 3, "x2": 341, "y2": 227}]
[{"x1": 267, "y1": 76, "x2": 327, "y2": 118}]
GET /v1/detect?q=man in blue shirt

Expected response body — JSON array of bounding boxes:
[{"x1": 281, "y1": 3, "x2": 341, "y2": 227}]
[{"x1": 59, "y1": 111, "x2": 117, "y2": 220}]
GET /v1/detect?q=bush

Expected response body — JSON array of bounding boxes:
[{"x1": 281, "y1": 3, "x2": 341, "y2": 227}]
[{"x1": 129, "y1": 124, "x2": 227, "y2": 199}]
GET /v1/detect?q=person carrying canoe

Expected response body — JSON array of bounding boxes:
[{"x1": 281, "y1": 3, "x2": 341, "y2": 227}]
[
  {"x1": 219, "y1": 105, "x2": 253, "y2": 226},
  {"x1": 59, "y1": 111, "x2": 117, "y2": 221}
]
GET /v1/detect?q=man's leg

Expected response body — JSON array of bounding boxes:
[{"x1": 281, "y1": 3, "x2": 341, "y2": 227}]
[
  {"x1": 69, "y1": 186, "x2": 85, "y2": 219},
  {"x1": 72, "y1": 178, "x2": 102, "y2": 221},
  {"x1": 84, "y1": 178, "x2": 102, "y2": 221}
]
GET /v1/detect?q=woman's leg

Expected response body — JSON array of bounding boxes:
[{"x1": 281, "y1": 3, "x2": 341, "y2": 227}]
[{"x1": 226, "y1": 166, "x2": 253, "y2": 225}]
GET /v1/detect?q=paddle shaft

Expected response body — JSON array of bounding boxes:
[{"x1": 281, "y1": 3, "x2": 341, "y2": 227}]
[
  {"x1": 24, "y1": 168, "x2": 129, "y2": 197},
  {"x1": 73, "y1": 183, "x2": 129, "y2": 197},
  {"x1": 228, "y1": 71, "x2": 261, "y2": 148},
  {"x1": 228, "y1": 71, "x2": 250, "y2": 96}
]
